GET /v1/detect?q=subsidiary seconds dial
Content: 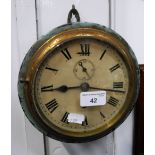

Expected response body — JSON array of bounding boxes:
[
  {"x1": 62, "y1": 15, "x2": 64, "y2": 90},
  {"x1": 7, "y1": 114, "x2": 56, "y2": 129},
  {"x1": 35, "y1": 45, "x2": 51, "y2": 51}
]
[{"x1": 73, "y1": 59, "x2": 95, "y2": 80}]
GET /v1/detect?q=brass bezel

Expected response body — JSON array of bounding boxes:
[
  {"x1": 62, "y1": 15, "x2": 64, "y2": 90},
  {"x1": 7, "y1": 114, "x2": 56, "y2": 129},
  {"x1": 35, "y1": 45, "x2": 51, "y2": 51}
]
[{"x1": 18, "y1": 23, "x2": 140, "y2": 142}]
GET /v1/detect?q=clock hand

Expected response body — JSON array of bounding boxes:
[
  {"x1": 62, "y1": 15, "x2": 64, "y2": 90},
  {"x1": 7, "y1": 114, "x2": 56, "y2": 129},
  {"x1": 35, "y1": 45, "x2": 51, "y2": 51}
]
[
  {"x1": 79, "y1": 82, "x2": 126, "y2": 93},
  {"x1": 78, "y1": 62, "x2": 91, "y2": 78},
  {"x1": 56, "y1": 85, "x2": 80, "y2": 92},
  {"x1": 78, "y1": 62, "x2": 86, "y2": 71},
  {"x1": 42, "y1": 85, "x2": 80, "y2": 92},
  {"x1": 89, "y1": 86, "x2": 125, "y2": 93},
  {"x1": 42, "y1": 83, "x2": 125, "y2": 93},
  {"x1": 42, "y1": 83, "x2": 89, "y2": 92}
]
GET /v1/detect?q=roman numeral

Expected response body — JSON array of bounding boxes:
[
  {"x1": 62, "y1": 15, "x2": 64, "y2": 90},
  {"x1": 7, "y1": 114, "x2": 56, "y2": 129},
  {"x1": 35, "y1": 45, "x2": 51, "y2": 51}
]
[
  {"x1": 82, "y1": 116, "x2": 88, "y2": 126},
  {"x1": 107, "y1": 96, "x2": 119, "y2": 106},
  {"x1": 113, "y1": 82, "x2": 123, "y2": 88},
  {"x1": 45, "y1": 67, "x2": 58, "y2": 72},
  {"x1": 41, "y1": 85, "x2": 53, "y2": 92},
  {"x1": 109, "y1": 64, "x2": 120, "y2": 72},
  {"x1": 61, "y1": 112, "x2": 69, "y2": 123},
  {"x1": 99, "y1": 49, "x2": 107, "y2": 60},
  {"x1": 45, "y1": 98, "x2": 58, "y2": 113},
  {"x1": 77, "y1": 44, "x2": 90, "y2": 56},
  {"x1": 100, "y1": 112, "x2": 105, "y2": 118},
  {"x1": 61, "y1": 48, "x2": 72, "y2": 60}
]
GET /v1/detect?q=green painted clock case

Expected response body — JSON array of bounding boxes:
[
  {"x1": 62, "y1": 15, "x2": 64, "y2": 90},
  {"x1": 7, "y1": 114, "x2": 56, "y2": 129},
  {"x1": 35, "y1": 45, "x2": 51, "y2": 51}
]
[{"x1": 18, "y1": 22, "x2": 140, "y2": 143}]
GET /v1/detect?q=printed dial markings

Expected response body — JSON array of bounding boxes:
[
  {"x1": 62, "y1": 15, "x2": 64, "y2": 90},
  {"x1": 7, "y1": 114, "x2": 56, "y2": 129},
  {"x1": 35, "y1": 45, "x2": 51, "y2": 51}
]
[
  {"x1": 41, "y1": 85, "x2": 53, "y2": 92},
  {"x1": 107, "y1": 96, "x2": 119, "y2": 107},
  {"x1": 82, "y1": 116, "x2": 88, "y2": 126},
  {"x1": 113, "y1": 82, "x2": 123, "y2": 88},
  {"x1": 61, "y1": 112, "x2": 69, "y2": 123},
  {"x1": 109, "y1": 64, "x2": 120, "y2": 72},
  {"x1": 45, "y1": 67, "x2": 58, "y2": 72},
  {"x1": 61, "y1": 48, "x2": 72, "y2": 60},
  {"x1": 45, "y1": 98, "x2": 58, "y2": 113},
  {"x1": 99, "y1": 49, "x2": 107, "y2": 60},
  {"x1": 77, "y1": 44, "x2": 90, "y2": 56},
  {"x1": 100, "y1": 112, "x2": 105, "y2": 118}
]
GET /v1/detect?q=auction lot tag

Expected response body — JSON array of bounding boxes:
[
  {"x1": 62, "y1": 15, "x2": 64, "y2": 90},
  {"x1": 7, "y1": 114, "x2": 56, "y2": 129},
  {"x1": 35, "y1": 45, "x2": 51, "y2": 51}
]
[
  {"x1": 67, "y1": 113, "x2": 85, "y2": 124},
  {"x1": 80, "y1": 91, "x2": 106, "y2": 107}
]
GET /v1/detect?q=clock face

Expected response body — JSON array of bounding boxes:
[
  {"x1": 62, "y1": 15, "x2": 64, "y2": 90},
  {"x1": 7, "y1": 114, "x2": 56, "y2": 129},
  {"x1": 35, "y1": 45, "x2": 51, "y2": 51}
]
[
  {"x1": 33, "y1": 38, "x2": 129, "y2": 137},
  {"x1": 18, "y1": 23, "x2": 139, "y2": 142}
]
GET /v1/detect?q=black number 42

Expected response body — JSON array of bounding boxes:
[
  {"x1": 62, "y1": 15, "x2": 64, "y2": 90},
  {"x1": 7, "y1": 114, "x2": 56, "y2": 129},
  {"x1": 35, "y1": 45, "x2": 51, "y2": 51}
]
[{"x1": 90, "y1": 98, "x2": 97, "y2": 103}]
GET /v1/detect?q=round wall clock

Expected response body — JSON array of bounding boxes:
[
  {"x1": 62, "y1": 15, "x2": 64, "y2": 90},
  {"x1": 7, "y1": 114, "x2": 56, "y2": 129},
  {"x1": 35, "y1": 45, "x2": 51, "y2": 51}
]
[{"x1": 18, "y1": 9, "x2": 140, "y2": 143}]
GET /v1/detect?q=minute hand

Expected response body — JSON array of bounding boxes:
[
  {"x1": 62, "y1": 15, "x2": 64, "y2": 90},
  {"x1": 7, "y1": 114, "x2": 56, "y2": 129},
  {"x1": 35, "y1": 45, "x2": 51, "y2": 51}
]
[{"x1": 89, "y1": 86, "x2": 125, "y2": 93}]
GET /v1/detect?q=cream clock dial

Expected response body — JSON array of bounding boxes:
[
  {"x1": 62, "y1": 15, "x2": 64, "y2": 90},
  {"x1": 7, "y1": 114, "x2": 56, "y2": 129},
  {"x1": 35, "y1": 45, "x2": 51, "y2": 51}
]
[
  {"x1": 18, "y1": 23, "x2": 140, "y2": 142},
  {"x1": 34, "y1": 38, "x2": 128, "y2": 135}
]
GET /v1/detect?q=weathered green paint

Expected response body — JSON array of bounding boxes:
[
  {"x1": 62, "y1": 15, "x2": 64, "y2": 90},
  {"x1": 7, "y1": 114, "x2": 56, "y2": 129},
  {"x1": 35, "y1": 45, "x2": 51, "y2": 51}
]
[{"x1": 18, "y1": 22, "x2": 140, "y2": 142}]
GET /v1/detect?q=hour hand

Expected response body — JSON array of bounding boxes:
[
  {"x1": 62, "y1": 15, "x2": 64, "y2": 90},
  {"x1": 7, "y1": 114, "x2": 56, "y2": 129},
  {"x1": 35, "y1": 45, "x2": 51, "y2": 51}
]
[
  {"x1": 56, "y1": 85, "x2": 80, "y2": 92},
  {"x1": 41, "y1": 85, "x2": 80, "y2": 93}
]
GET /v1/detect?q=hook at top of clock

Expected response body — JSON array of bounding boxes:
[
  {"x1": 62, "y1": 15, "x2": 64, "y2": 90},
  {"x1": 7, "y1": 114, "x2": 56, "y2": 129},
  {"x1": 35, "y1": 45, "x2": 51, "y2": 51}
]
[{"x1": 67, "y1": 5, "x2": 80, "y2": 24}]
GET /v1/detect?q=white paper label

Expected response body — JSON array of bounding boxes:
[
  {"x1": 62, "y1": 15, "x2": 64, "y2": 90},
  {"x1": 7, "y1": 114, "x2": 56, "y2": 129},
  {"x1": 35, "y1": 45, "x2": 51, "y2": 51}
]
[
  {"x1": 67, "y1": 113, "x2": 85, "y2": 124},
  {"x1": 80, "y1": 91, "x2": 106, "y2": 107}
]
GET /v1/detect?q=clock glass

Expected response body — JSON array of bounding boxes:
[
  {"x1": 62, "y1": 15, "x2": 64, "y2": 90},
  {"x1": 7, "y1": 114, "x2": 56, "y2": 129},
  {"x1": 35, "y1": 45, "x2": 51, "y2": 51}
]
[{"x1": 33, "y1": 38, "x2": 129, "y2": 137}]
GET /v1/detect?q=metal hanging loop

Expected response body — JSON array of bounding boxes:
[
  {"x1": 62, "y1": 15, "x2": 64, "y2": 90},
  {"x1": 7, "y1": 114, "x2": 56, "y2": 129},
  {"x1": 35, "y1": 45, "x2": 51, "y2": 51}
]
[{"x1": 67, "y1": 5, "x2": 80, "y2": 24}]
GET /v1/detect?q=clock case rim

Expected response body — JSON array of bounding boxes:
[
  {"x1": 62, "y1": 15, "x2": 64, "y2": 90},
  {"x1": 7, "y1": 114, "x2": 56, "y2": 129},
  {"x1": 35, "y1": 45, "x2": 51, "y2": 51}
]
[{"x1": 18, "y1": 22, "x2": 140, "y2": 143}]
